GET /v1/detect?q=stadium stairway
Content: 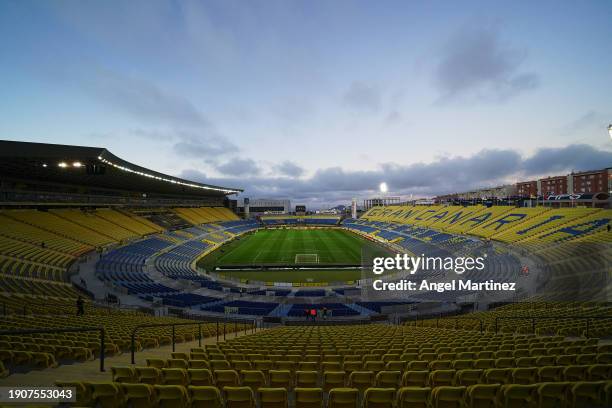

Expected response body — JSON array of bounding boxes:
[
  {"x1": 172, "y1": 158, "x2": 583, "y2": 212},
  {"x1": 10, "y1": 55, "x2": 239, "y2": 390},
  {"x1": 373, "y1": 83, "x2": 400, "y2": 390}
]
[
  {"x1": 346, "y1": 303, "x2": 375, "y2": 316},
  {"x1": 72, "y1": 248, "x2": 160, "y2": 307},
  {"x1": 70, "y1": 251, "x2": 119, "y2": 301},
  {"x1": 270, "y1": 303, "x2": 292, "y2": 317},
  {"x1": 190, "y1": 296, "x2": 227, "y2": 309}
]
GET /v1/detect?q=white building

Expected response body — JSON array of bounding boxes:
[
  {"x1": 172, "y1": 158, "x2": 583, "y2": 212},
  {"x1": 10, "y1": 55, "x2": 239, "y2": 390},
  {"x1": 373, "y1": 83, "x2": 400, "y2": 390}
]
[{"x1": 237, "y1": 198, "x2": 291, "y2": 216}]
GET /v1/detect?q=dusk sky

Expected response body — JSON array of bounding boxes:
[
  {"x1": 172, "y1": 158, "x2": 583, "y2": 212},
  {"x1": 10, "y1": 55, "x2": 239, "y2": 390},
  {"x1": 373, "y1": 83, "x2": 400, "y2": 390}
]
[{"x1": 1, "y1": 0, "x2": 611, "y2": 207}]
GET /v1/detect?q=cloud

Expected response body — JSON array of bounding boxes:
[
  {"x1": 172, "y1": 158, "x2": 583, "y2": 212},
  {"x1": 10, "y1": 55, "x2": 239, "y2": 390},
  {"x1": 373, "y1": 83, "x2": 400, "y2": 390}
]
[
  {"x1": 215, "y1": 158, "x2": 261, "y2": 176},
  {"x1": 172, "y1": 130, "x2": 239, "y2": 158},
  {"x1": 180, "y1": 143, "x2": 612, "y2": 208},
  {"x1": 343, "y1": 81, "x2": 381, "y2": 112},
  {"x1": 79, "y1": 67, "x2": 239, "y2": 159},
  {"x1": 434, "y1": 24, "x2": 539, "y2": 102},
  {"x1": 85, "y1": 68, "x2": 206, "y2": 126},
  {"x1": 273, "y1": 161, "x2": 305, "y2": 177},
  {"x1": 560, "y1": 110, "x2": 611, "y2": 139},
  {"x1": 522, "y1": 144, "x2": 612, "y2": 175}
]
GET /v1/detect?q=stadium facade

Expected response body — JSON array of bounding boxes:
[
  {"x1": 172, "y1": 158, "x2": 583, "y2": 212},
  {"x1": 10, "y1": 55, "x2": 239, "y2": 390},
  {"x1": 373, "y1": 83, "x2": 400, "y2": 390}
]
[{"x1": 1, "y1": 141, "x2": 611, "y2": 406}]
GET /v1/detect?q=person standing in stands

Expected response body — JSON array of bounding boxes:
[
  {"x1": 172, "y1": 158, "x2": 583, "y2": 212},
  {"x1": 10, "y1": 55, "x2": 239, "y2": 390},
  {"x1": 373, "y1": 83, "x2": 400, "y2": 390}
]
[
  {"x1": 76, "y1": 296, "x2": 85, "y2": 316},
  {"x1": 304, "y1": 307, "x2": 309, "y2": 320},
  {"x1": 322, "y1": 307, "x2": 328, "y2": 320},
  {"x1": 310, "y1": 308, "x2": 317, "y2": 321}
]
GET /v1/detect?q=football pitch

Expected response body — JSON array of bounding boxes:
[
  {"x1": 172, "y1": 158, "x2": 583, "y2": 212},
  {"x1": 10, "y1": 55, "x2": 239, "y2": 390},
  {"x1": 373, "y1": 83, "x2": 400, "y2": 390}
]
[{"x1": 198, "y1": 228, "x2": 391, "y2": 283}]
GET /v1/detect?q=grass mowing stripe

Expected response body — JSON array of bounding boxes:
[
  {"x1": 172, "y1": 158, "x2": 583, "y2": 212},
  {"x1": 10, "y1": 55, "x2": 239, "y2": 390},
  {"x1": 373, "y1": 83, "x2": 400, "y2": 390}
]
[{"x1": 197, "y1": 227, "x2": 394, "y2": 282}]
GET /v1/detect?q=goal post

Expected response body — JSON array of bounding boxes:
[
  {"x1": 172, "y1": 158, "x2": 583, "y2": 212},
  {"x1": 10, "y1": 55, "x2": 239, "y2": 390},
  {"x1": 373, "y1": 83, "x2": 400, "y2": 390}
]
[{"x1": 295, "y1": 253, "x2": 319, "y2": 264}]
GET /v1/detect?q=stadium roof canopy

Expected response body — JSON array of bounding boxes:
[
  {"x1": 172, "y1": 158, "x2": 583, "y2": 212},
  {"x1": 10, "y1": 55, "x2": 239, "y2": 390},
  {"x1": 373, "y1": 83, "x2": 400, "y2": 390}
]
[{"x1": 0, "y1": 140, "x2": 242, "y2": 197}]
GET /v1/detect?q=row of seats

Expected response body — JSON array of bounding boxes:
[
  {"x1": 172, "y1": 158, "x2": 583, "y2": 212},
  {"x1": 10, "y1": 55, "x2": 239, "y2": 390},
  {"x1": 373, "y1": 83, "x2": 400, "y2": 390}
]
[
  {"x1": 359, "y1": 205, "x2": 611, "y2": 248},
  {"x1": 417, "y1": 301, "x2": 612, "y2": 338},
  {"x1": 174, "y1": 207, "x2": 239, "y2": 225},
  {"x1": 54, "y1": 381, "x2": 612, "y2": 407},
  {"x1": 0, "y1": 310, "x2": 246, "y2": 376},
  {"x1": 116, "y1": 363, "x2": 612, "y2": 388}
]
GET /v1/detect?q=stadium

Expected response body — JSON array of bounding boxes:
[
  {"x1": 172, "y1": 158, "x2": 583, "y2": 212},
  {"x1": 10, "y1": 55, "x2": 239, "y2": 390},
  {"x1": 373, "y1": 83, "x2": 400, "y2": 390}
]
[
  {"x1": 2, "y1": 1, "x2": 612, "y2": 407},
  {"x1": 0, "y1": 138, "x2": 610, "y2": 407}
]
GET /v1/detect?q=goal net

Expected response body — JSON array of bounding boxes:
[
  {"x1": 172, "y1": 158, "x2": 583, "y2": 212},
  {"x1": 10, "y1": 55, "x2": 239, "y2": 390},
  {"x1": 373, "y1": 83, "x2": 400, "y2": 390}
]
[{"x1": 295, "y1": 253, "x2": 319, "y2": 264}]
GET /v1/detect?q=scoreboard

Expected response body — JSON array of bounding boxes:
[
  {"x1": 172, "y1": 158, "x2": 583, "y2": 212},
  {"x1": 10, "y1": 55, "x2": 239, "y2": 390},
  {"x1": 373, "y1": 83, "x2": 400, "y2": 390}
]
[{"x1": 295, "y1": 205, "x2": 306, "y2": 214}]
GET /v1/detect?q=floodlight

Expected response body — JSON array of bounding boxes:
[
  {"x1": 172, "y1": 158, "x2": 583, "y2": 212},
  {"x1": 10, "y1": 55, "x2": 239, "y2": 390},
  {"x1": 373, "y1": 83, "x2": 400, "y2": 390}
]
[
  {"x1": 379, "y1": 182, "x2": 388, "y2": 193},
  {"x1": 58, "y1": 162, "x2": 68, "y2": 168}
]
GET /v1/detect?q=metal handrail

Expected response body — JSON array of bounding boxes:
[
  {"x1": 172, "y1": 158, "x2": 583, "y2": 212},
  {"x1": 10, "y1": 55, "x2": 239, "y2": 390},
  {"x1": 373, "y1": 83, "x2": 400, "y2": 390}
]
[
  {"x1": 130, "y1": 318, "x2": 256, "y2": 364},
  {"x1": 0, "y1": 326, "x2": 106, "y2": 371}
]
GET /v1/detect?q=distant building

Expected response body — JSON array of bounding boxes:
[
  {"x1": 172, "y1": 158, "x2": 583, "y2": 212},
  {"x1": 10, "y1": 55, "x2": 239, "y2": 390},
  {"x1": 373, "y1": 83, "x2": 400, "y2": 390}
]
[
  {"x1": 516, "y1": 180, "x2": 538, "y2": 198},
  {"x1": 237, "y1": 198, "x2": 291, "y2": 216},
  {"x1": 363, "y1": 196, "x2": 401, "y2": 210},
  {"x1": 435, "y1": 185, "x2": 516, "y2": 202},
  {"x1": 539, "y1": 175, "x2": 568, "y2": 197},
  {"x1": 571, "y1": 168, "x2": 610, "y2": 194}
]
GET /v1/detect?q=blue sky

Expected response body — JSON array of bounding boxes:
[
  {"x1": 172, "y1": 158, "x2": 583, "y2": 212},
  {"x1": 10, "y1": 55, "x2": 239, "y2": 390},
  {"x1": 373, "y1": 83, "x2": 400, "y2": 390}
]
[{"x1": 1, "y1": 0, "x2": 611, "y2": 207}]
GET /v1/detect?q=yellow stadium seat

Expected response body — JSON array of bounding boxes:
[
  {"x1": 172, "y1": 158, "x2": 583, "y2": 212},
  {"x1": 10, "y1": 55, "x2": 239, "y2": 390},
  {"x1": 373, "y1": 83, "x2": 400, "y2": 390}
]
[
  {"x1": 161, "y1": 368, "x2": 188, "y2": 386},
  {"x1": 512, "y1": 367, "x2": 538, "y2": 384},
  {"x1": 402, "y1": 370, "x2": 428, "y2": 387},
  {"x1": 168, "y1": 358, "x2": 189, "y2": 369},
  {"x1": 537, "y1": 366, "x2": 563, "y2": 382},
  {"x1": 323, "y1": 371, "x2": 346, "y2": 392},
  {"x1": 211, "y1": 359, "x2": 232, "y2": 370},
  {"x1": 430, "y1": 386, "x2": 465, "y2": 408},
  {"x1": 385, "y1": 361, "x2": 406, "y2": 371},
  {"x1": 189, "y1": 359, "x2": 210, "y2": 369},
  {"x1": 429, "y1": 369, "x2": 456, "y2": 387},
  {"x1": 55, "y1": 381, "x2": 91, "y2": 406},
  {"x1": 484, "y1": 368, "x2": 511, "y2": 384},
  {"x1": 214, "y1": 369, "x2": 241, "y2": 390},
  {"x1": 188, "y1": 368, "x2": 214, "y2": 386},
  {"x1": 154, "y1": 384, "x2": 189, "y2": 408},
  {"x1": 408, "y1": 361, "x2": 429, "y2": 371},
  {"x1": 452, "y1": 360, "x2": 473, "y2": 370},
  {"x1": 89, "y1": 382, "x2": 125, "y2": 408},
  {"x1": 328, "y1": 388, "x2": 359, "y2": 408},
  {"x1": 241, "y1": 370, "x2": 267, "y2": 391},
  {"x1": 189, "y1": 385, "x2": 223, "y2": 408},
  {"x1": 396, "y1": 386, "x2": 431, "y2": 408},
  {"x1": 348, "y1": 371, "x2": 375, "y2": 392},
  {"x1": 295, "y1": 387, "x2": 323, "y2": 408},
  {"x1": 259, "y1": 387, "x2": 288, "y2": 408},
  {"x1": 601, "y1": 381, "x2": 612, "y2": 407},
  {"x1": 464, "y1": 384, "x2": 499, "y2": 408},
  {"x1": 455, "y1": 369, "x2": 483, "y2": 386},
  {"x1": 122, "y1": 383, "x2": 156, "y2": 408},
  {"x1": 569, "y1": 381, "x2": 605, "y2": 407},
  {"x1": 111, "y1": 366, "x2": 137, "y2": 383},
  {"x1": 224, "y1": 386, "x2": 256, "y2": 408},
  {"x1": 536, "y1": 382, "x2": 570, "y2": 408},
  {"x1": 375, "y1": 370, "x2": 401, "y2": 388},
  {"x1": 146, "y1": 358, "x2": 167, "y2": 369},
  {"x1": 498, "y1": 384, "x2": 538, "y2": 408},
  {"x1": 588, "y1": 364, "x2": 612, "y2": 380},
  {"x1": 269, "y1": 370, "x2": 293, "y2": 389},
  {"x1": 296, "y1": 370, "x2": 318, "y2": 388},
  {"x1": 363, "y1": 387, "x2": 396, "y2": 408}
]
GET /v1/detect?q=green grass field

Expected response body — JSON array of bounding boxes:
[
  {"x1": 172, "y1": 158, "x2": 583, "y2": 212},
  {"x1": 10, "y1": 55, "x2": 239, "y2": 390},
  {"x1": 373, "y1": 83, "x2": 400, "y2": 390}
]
[{"x1": 198, "y1": 228, "x2": 390, "y2": 283}]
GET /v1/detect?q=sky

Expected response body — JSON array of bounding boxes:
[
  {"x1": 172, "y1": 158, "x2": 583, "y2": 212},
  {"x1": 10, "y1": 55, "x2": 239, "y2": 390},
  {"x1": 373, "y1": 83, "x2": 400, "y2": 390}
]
[{"x1": 1, "y1": 0, "x2": 611, "y2": 208}]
